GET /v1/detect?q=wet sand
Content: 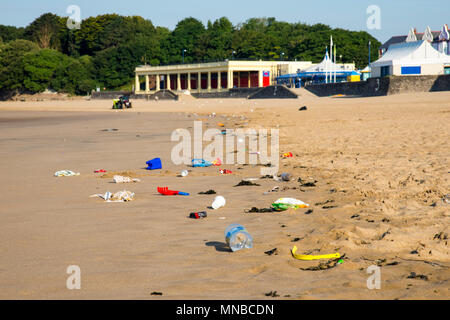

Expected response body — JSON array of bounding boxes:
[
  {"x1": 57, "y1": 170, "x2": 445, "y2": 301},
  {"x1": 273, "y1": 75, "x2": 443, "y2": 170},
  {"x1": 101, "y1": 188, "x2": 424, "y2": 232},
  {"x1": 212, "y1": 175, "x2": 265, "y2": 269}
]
[{"x1": 0, "y1": 91, "x2": 449, "y2": 299}]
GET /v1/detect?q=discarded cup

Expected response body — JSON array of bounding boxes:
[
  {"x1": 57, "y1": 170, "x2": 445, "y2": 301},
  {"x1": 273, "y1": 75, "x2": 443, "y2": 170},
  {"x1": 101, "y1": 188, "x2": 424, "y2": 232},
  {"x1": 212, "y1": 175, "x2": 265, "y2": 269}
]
[
  {"x1": 212, "y1": 196, "x2": 226, "y2": 209},
  {"x1": 181, "y1": 170, "x2": 189, "y2": 177},
  {"x1": 281, "y1": 173, "x2": 292, "y2": 181},
  {"x1": 224, "y1": 224, "x2": 253, "y2": 252}
]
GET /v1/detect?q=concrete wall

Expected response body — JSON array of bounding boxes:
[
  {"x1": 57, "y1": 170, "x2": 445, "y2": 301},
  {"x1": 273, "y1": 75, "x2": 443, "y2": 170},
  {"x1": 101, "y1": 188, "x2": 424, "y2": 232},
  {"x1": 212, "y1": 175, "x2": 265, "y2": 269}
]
[
  {"x1": 90, "y1": 90, "x2": 178, "y2": 100},
  {"x1": 91, "y1": 91, "x2": 133, "y2": 100},
  {"x1": 304, "y1": 74, "x2": 450, "y2": 97},
  {"x1": 304, "y1": 81, "x2": 368, "y2": 97},
  {"x1": 191, "y1": 88, "x2": 261, "y2": 99},
  {"x1": 192, "y1": 86, "x2": 298, "y2": 99}
]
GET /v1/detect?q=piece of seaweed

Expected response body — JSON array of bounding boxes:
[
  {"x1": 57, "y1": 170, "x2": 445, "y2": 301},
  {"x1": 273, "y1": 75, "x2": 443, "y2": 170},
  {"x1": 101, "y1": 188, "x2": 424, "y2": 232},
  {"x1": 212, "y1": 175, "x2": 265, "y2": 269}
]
[{"x1": 235, "y1": 180, "x2": 261, "y2": 187}]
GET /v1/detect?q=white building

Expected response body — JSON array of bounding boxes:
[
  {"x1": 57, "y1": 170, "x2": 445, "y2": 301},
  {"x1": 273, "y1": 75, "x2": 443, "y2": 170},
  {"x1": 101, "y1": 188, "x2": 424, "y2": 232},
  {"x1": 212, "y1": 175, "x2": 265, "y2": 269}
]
[
  {"x1": 379, "y1": 24, "x2": 450, "y2": 57},
  {"x1": 371, "y1": 40, "x2": 450, "y2": 77}
]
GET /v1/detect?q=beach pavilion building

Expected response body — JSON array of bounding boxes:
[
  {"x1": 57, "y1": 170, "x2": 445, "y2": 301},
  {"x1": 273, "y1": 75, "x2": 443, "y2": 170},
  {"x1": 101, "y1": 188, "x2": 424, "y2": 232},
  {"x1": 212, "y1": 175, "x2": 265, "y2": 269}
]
[
  {"x1": 276, "y1": 52, "x2": 357, "y2": 87},
  {"x1": 134, "y1": 60, "x2": 312, "y2": 94},
  {"x1": 370, "y1": 40, "x2": 450, "y2": 77}
]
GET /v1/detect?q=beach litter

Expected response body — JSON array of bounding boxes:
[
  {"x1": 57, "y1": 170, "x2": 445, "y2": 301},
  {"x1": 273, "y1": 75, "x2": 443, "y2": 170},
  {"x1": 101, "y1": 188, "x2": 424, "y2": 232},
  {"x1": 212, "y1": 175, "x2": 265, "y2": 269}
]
[
  {"x1": 268, "y1": 186, "x2": 280, "y2": 193},
  {"x1": 407, "y1": 272, "x2": 429, "y2": 281},
  {"x1": 180, "y1": 170, "x2": 189, "y2": 177},
  {"x1": 101, "y1": 128, "x2": 118, "y2": 132},
  {"x1": 189, "y1": 211, "x2": 207, "y2": 219},
  {"x1": 54, "y1": 170, "x2": 80, "y2": 177},
  {"x1": 146, "y1": 158, "x2": 162, "y2": 170},
  {"x1": 264, "y1": 248, "x2": 278, "y2": 256},
  {"x1": 90, "y1": 190, "x2": 135, "y2": 202},
  {"x1": 157, "y1": 187, "x2": 189, "y2": 196},
  {"x1": 225, "y1": 224, "x2": 253, "y2": 252},
  {"x1": 192, "y1": 159, "x2": 213, "y2": 167},
  {"x1": 282, "y1": 152, "x2": 293, "y2": 158},
  {"x1": 113, "y1": 175, "x2": 140, "y2": 183},
  {"x1": 211, "y1": 196, "x2": 226, "y2": 209},
  {"x1": 291, "y1": 246, "x2": 340, "y2": 261},
  {"x1": 220, "y1": 169, "x2": 233, "y2": 174},
  {"x1": 298, "y1": 106, "x2": 307, "y2": 111},
  {"x1": 265, "y1": 291, "x2": 280, "y2": 297},
  {"x1": 271, "y1": 198, "x2": 310, "y2": 211},
  {"x1": 94, "y1": 169, "x2": 107, "y2": 173},
  {"x1": 281, "y1": 173, "x2": 292, "y2": 181},
  {"x1": 234, "y1": 180, "x2": 261, "y2": 187},
  {"x1": 199, "y1": 189, "x2": 216, "y2": 194},
  {"x1": 298, "y1": 178, "x2": 317, "y2": 187},
  {"x1": 299, "y1": 258, "x2": 344, "y2": 271},
  {"x1": 443, "y1": 194, "x2": 450, "y2": 204},
  {"x1": 245, "y1": 207, "x2": 273, "y2": 213}
]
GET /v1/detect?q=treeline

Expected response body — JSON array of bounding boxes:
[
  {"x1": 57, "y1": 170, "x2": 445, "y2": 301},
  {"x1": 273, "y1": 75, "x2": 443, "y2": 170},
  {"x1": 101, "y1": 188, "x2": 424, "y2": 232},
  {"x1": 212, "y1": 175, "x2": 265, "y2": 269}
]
[{"x1": 0, "y1": 13, "x2": 381, "y2": 95}]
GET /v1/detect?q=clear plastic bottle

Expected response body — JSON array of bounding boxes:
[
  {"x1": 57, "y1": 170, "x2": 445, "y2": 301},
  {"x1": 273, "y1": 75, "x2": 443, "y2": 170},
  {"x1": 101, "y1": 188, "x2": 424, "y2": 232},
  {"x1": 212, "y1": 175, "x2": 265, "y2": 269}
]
[{"x1": 224, "y1": 224, "x2": 253, "y2": 252}]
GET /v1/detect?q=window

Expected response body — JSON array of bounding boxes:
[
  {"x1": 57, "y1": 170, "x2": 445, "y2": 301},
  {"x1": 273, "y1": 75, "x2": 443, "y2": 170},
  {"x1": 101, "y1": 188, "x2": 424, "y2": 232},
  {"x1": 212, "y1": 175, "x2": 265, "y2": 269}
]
[
  {"x1": 444, "y1": 67, "x2": 450, "y2": 75},
  {"x1": 401, "y1": 66, "x2": 421, "y2": 75},
  {"x1": 380, "y1": 66, "x2": 390, "y2": 77}
]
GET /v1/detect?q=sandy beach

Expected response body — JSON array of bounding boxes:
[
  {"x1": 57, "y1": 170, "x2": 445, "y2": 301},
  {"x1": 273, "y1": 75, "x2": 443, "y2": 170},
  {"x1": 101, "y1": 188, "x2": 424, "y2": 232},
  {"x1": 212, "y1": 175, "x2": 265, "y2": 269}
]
[{"x1": 0, "y1": 91, "x2": 449, "y2": 300}]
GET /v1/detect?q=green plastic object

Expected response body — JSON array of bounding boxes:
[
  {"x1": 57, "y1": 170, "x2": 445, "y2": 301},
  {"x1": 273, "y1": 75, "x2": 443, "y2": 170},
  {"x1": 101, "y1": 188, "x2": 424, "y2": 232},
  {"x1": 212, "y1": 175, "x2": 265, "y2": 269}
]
[{"x1": 271, "y1": 203, "x2": 291, "y2": 211}]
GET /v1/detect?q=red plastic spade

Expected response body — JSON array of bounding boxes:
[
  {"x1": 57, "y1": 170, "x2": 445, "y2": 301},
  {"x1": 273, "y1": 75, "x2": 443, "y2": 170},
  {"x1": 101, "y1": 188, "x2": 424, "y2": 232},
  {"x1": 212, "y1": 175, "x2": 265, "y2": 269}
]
[{"x1": 157, "y1": 187, "x2": 189, "y2": 196}]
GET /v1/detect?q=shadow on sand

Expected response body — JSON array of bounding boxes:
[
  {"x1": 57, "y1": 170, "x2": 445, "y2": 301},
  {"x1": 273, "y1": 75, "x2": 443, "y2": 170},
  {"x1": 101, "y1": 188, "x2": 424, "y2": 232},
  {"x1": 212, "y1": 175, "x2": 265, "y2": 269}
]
[{"x1": 205, "y1": 241, "x2": 232, "y2": 253}]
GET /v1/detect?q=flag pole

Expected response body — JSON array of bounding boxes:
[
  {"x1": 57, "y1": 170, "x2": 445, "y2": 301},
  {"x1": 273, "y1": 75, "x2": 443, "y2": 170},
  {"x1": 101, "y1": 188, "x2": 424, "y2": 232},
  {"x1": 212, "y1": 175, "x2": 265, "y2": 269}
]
[{"x1": 334, "y1": 45, "x2": 337, "y2": 83}]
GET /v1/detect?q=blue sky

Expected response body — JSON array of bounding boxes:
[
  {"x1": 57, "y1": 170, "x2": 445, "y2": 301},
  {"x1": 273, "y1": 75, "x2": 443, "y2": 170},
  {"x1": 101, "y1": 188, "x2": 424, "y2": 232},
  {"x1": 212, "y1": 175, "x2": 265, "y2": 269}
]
[{"x1": 2, "y1": 0, "x2": 449, "y2": 42}]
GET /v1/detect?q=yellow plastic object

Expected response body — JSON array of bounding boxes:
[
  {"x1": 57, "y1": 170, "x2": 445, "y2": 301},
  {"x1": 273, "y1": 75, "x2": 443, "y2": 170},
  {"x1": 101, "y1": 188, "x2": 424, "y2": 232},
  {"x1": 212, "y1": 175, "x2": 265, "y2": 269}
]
[{"x1": 291, "y1": 246, "x2": 340, "y2": 261}]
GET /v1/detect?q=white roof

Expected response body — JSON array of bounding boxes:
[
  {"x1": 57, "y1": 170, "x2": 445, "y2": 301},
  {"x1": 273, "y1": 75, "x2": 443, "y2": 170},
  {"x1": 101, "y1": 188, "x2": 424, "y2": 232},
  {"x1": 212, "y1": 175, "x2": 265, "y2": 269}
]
[
  {"x1": 371, "y1": 40, "x2": 450, "y2": 67},
  {"x1": 303, "y1": 52, "x2": 345, "y2": 72}
]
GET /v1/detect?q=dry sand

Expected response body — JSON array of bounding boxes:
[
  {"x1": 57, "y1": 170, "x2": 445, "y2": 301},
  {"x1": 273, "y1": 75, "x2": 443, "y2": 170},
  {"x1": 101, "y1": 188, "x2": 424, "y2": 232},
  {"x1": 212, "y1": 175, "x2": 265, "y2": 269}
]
[{"x1": 0, "y1": 91, "x2": 449, "y2": 299}]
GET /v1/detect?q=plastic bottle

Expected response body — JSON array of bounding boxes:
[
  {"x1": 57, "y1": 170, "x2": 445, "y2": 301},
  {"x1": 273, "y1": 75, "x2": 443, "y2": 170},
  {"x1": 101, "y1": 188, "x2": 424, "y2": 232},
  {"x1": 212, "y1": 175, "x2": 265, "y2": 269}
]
[{"x1": 224, "y1": 224, "x2": 253, "y2": 252}]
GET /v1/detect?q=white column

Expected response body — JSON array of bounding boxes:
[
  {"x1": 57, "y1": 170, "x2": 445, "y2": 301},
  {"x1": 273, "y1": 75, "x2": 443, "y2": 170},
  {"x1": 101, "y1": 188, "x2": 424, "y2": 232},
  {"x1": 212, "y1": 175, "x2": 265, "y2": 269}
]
[
  {"x1": 177, "y1": 73, "x2": 181, "y2": 91},
  {"x1": 167, "y1": 74, "x2": 171, "y2": 90},
  {"x1": 258, "y1": 70, "x2": 263, "y2": 88},
  {"x1": 248, "y1": 71, "x2": 251, "y2": 88},
  {"x1": 228, "y1": 70, "x2": 233, "y2": 89},
  {"x1": 207, "y1": 72, "x2": 211, "y2": 92},
  {"x1": 198, "y1": 72, "x2": 202, "y2": 92},
  {"x1": 217, "y1": 72, "x2": 221, "y2": 91},
  {"x1": 156, "y1": 74, "x2": 160, "y2": 91},
  {"x1": 187, "y1": 73, "x2": 191, "y2": 91},
  {"x1": 135, "y1": 74, "x2": 140, "y2": 92},
  {"x1": 145, "y1": 75, "x2": 150, "y2": 92}
]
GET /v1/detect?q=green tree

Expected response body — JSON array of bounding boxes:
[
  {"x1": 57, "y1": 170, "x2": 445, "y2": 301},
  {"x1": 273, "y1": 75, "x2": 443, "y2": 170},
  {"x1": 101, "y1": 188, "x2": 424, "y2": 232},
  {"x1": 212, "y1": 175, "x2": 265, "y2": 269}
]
[
  {"x1": 161, "y1": 17, "x2": 206, "y2": 64},
  {"x1": 0, "y1": 25, "x2": 25, "y2": 43},
  {"x1": 0, "y1": 40, "x2": 39, "y2": 92},
  {"x1": 24, "y1": 13, "x2": 65, "y2": 50},
  {"x1": 200, "y1": 17, "x2": 234, "y2": 61},
  {"x1": 22, "y1": 49, "x2": 65, "y2": 92}
]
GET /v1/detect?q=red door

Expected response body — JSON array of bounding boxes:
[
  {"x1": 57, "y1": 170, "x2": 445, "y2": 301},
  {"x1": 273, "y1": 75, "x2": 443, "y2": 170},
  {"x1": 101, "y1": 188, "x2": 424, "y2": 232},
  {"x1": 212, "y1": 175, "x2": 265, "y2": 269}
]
[
  {"x1": 263, "y1": 71, "x2": 270, "y2": 87},
  {"x1": 239, "y1": 72, "x2": 249, "y2": 88}
]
